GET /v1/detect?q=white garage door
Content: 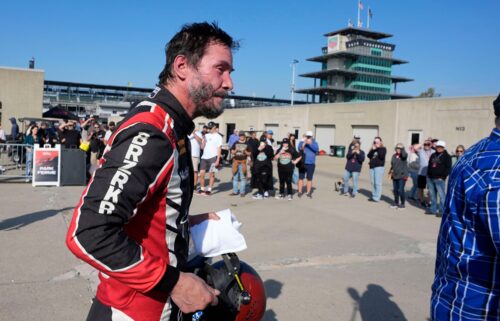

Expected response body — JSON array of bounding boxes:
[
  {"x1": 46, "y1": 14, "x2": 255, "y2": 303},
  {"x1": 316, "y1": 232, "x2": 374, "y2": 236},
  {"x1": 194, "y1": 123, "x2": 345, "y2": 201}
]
[
  {"x1": 315, "y1": 125, "x2": 336, "y2": 151},
  {"x1": 352, "y1": 126, "x2": 379, "y2": 152}
]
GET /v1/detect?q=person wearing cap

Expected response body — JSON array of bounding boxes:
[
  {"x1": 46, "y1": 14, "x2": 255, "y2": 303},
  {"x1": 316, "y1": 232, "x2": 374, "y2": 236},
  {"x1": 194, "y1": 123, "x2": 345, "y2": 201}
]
[
  {"x1": 274, "y1": 137, "x2": 301, "y2": 200},
  {"x1": 426, "y1": 140, "x2": 451, "y2": 216},
  {"x1": 431, "y1": 93, "x2": 500, "y2": 320},
  {"x1": 388, "y1": 143, "x2": 409, "y2": 209},
  {"x1": 265, "y1": 130, "x2": 275, "y2": 147},
  {"x1": 297, "y1": 130, "x2": 319, "y2": 198},
  {"x1": 230, "y1": 131, "x2": 251, "y2": 197},
  {"x1": 198, "y1": 121, "x2": 223, "y2": 196},
  {"x1": 103, "y1": 121, "x2": 116, "y2": 145},
  {"x1": 414, "y1": 139, "x2": 434, "y2": 207},
  {"x1": 342, "y1": 140, "x2": 365, "y2": 197}
]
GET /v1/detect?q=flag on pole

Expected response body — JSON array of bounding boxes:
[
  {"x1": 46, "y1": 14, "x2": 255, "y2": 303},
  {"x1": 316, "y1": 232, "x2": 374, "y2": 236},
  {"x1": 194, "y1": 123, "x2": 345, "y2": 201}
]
[
  {"x1": 359, "y1": 1, "x2": 364, "y2": 10},
  {"x1": 369, "y1": 8, "x2": 372, "y2": 18}
]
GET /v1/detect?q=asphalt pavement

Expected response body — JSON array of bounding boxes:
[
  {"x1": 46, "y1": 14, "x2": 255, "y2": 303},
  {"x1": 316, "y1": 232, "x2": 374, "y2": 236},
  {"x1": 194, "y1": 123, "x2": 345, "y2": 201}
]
[{"x1": 0, "y1": 156, "x2": 440, "y2": 321}]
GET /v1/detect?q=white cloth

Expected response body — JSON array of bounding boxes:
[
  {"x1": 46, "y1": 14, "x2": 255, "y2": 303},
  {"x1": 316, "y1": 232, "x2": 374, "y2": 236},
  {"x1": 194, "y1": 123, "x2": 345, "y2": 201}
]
[
  {"x1": 201, "y1": 132, "x2": 222, "y2": 159},
  {"x1": 104, "y1": 130, "x2": 113, "y2": 143},
  {"x1": 190, "y1": 209, "x2": 247, "y2": 257},
  {"x1": 189, "y1": 131, "x2": 202, "y2": 158}
]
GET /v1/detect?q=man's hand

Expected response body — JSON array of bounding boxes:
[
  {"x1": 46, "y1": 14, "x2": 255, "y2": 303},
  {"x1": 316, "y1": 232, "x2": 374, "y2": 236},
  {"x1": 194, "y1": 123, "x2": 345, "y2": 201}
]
[
  {"x1": 170, "y1": 272, "x2": 220, "y2": 313},
  {"x1": 189, "y1": 212, "x2": 220, "y2": 226}
]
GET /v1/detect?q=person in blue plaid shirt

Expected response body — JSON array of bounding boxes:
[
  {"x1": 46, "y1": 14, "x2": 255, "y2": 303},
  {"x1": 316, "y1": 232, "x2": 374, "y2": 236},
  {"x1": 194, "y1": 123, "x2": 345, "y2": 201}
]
[{"x1": 431, "y1": 93, "x2": 500, "y2": 320}]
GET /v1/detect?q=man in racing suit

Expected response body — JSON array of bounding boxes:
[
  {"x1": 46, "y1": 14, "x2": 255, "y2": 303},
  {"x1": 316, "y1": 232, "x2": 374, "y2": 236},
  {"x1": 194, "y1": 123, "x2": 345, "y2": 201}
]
[{"x1": 66, "y1": 22, "x2": 237, "y2": 321}]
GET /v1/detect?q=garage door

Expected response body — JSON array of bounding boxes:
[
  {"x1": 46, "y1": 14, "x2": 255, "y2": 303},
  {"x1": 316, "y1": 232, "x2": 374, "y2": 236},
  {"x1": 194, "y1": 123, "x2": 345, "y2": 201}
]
[
  {"x1": 315, "y1": 125, "x2": 335, "y2": 151},
  {"x1": 352, "y1": 126, "x2": 379, "y2": 151}
]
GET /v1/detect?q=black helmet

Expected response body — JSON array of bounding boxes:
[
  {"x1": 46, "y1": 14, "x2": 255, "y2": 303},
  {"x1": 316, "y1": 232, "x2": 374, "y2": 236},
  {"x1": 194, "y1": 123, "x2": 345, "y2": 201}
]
[{"x1": 192, "y1": 253, "x2": 267, "y2": 321}]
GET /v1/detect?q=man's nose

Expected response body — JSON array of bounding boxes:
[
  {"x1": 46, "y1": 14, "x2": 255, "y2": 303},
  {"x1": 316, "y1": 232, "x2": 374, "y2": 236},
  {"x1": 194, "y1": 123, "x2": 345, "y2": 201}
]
[{"x1": 223, "y1": 72, "x2": 233, "y2": 92}]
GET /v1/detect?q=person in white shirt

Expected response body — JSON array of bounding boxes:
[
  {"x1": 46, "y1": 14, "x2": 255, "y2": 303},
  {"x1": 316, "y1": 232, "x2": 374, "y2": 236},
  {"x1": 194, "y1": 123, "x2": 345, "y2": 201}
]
[
  {"x1": 103, "y1": 121, "x2": 116, "y2": 145},
  {"x1": 188, "y1": 129, "x2": 203, "y2": 188},
  {"x1": 198, "y1": 122, "x2": 222, "y2": 195}
]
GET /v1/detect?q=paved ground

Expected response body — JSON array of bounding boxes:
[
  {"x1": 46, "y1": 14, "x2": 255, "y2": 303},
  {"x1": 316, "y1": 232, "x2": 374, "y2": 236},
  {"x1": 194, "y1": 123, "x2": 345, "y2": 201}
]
[{"x1": 0, "y1": 156, "x2": 440, "y2": 321}]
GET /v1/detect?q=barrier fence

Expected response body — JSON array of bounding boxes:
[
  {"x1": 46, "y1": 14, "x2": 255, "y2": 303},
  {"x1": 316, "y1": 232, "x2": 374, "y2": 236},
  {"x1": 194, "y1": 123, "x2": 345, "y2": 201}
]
[{"x1": 0, "y1": 143, "x2": 31, "y2": 181}]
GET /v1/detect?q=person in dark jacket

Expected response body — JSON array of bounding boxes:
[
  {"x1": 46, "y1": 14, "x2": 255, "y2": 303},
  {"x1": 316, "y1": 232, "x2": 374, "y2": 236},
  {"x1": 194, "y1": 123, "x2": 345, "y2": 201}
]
[
  {"x1": 388, "y1": 143, "x2": 409, "y2": 209},
  {"x1": 426, "y1": 140, "x2": 452, "y2": 216},
  {"x1": 9, "y1": 117, "x2": 19, "y2": 141},
  {"x1": 367, "y1": 136, "x2": 387, "y2": 202},
  {"x1": 342, "y1": 141, "x2": 365, "y2": 197},
  {"x1": 252, "y1": 136, "x2": 274, "y2": 199}
]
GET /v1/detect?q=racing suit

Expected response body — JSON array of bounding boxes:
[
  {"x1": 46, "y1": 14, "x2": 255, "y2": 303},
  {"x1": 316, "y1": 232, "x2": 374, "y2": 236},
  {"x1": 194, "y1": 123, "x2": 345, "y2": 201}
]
[{"x1": 66, "y1": 86, "x2": 195, "y2": 321}]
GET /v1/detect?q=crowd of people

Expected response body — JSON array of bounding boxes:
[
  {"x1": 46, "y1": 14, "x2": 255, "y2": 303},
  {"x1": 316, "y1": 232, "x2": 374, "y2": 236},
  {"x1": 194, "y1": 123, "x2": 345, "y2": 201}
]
[
  {"x1": 342, "y1": 135, "x2": 462, "y2": 217},
  {"x1": 189, "y1": 122, "x2": 319, "y2": 200},
  {"x1": 1, "y1": 115, "x2": 116, "y2": 181}
]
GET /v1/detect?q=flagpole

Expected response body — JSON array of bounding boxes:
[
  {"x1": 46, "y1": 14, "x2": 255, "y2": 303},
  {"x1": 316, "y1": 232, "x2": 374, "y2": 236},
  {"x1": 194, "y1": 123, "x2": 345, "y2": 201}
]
[
  {"x1": 367, "y1": 7, "x2": 370, "y2": 29},
  {"x1": 357, "y1": 1, "x2": 361, "y2": 27}
]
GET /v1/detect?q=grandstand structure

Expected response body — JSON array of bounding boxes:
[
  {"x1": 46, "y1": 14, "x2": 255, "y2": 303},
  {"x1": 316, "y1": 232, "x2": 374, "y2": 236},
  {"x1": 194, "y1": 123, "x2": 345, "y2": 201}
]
[{"x1": 43, "y1": 80, "x2": 304, "y2": 121}]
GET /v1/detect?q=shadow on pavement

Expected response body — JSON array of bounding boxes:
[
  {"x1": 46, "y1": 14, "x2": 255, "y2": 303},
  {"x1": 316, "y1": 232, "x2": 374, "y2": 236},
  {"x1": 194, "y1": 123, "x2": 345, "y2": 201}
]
[
  {"x1": 357, "y1": 188, "x2": 395, "y2": 206},
  {"x1": 347, "y1": 284, "x2": 407, "y2": 321},
  {"x1": 263, "y1": 279, "x2": 283, "y2": 321},
  {"x1": 0, "y1": 207, "x2": 73, "y2": 231}
]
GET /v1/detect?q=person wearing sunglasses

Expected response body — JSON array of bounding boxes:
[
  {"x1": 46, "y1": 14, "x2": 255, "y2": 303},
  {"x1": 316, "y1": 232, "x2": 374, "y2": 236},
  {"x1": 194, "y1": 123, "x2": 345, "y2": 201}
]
[{"x1": 414, "y1": 140, "x2": 434, "y2": 208}]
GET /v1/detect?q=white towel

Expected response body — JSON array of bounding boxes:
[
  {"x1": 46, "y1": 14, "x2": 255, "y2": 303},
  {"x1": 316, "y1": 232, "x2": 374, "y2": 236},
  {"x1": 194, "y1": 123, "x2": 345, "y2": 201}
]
[{"x1": 190, "y1": 209, "x2": 247, "y2": 257}]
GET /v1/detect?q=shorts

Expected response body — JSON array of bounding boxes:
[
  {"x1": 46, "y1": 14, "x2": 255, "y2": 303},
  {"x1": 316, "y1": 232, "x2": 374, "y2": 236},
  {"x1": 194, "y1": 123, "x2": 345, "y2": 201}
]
[
  {"x1": 299, "y1": 164, "x2": 316, "y2": 180},
  {"x1": 200, "y1": 157, "x2": 217, "y2": 172},
  {"x1": 191, "y1": 156, "x2": 200, "y2": 172},
  {"x1": 417, "y1": 175, "x2": 427, "y2": 189}
]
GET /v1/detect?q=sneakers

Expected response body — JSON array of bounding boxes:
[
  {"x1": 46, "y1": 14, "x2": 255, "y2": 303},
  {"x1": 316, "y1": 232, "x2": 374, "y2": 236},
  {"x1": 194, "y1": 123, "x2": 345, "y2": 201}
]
[
  {"x1": 229, "y1": 192, "x2": 239, "y2": 196},
  {"x1": 240, "y1": 193, "x2": 246, "y2": 198},
  {"x1": 342, "y1": 193, "x2": 350, "y2": 197},
  {"x1": 263, "y1": 191, "x2": 269, "y2": 199},
  {"x1": 287, "y1": 194, "x2": 293, "y2": 201},
  {"x1": 390, "y1": 204, "x2": 399, "y2": 209},
  {"x1": 204, "y1": 190, "x2": 212, "y2": 196},
  {"x1": 398, "y1": 204, "x2": 405, "y2": 210},
  {"x1": 275, "y1": 194, "x2": 284, "y2": 200},
  {"x1": 306, "y1": 193, "x2": 312, "y2": 199},
  {"x1": 252, "y1": 194, "x2": 263, "y2": 200},
  {"x1": 297, "y1": 192, "x2": 303, "y2": 198}
]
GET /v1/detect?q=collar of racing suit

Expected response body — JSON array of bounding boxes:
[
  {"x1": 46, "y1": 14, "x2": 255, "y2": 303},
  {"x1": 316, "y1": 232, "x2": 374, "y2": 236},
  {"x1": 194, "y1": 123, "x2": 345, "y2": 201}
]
[{"x1": 150, "y1": 85, "x2": 195, "y2": 137}]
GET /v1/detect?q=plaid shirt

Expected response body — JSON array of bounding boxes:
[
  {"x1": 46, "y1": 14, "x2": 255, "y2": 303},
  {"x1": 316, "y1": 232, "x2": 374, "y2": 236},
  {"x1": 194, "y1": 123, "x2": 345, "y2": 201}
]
[{"x1": 431, "y1": 128, "x2": 500, "y2": 320}]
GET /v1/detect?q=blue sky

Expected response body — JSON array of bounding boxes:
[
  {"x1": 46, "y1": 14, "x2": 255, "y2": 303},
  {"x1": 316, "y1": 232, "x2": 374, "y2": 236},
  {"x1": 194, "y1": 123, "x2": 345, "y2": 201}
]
[{"x1": 1, "y1": 0, "x2": 499, "y2": 100}]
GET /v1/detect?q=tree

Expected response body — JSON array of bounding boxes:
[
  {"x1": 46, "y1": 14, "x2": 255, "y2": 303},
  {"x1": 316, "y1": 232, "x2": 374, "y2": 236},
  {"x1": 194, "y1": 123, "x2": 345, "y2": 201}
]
[{"x1": 418, "y1": 87, "x2": 441, "y2": 98}]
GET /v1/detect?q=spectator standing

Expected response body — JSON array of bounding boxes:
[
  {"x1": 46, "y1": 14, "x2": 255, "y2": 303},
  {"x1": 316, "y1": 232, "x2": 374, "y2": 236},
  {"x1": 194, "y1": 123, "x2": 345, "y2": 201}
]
[
  {"x1": 89, "y1": 123, "x2": 106, "y2": 169},
  {"x1": 388, "y1": 143, "x2": 408, "y2": 209},
  {"x1": 9, "y1": 117, "x2": 19, "y2": 141},
  {"x1": 188, "y1": 129, "x2": 203, "y2": 188},
  {"x1": 288, "y1": 133, "x2": 297, "y2": 149},
  {"x1": 342, "y1": 141, "x2": 365, "y2": 197},
  {"x1": 367, "y1": 137, "x2": 387, "y2": 202},
  {"x1": 407, "y1": 144, "x2": 420, "y2": 201},
  {"x1": 274, "y1": 137, "x2": 301, "y2": 200},
  {"x1": 230, "y1": 132, "x2": 251, "y2": 197},
  {"x1": 0, "y1": 124, "x2": 6, "y2": 143},
  {"x1": 103, "y1": 121, "x2": 116, "y2": 145},
  {"x1": 246, "y1": 130, "x2": 259, "y2": 184},
  {"x1": 227, "y1": 129, "x2": 239, "y2": 149},
  {"x1": 23, "y1": 125, "x2": 41, "y2": 182},
  {"x1": 451, "y1": 144, "x2": 465, "y2": 167},
  {"x1": 59, "y1": 120, "x2": 82, "y2": 149},
  {"x1": 252, "y1": 136, "x2": 274, "y2": 199},
  {"x1": 426, "y1": 141, "x2": 452, "y2": 217},
  {"x1": 297, "y1": 130, "x2": 319, "y2": 198},
  {"x1": 198, "y1": 121, "x2": 222, "y2": 195},
  {"x1": 431, "y1": 94, "x2": 500, "y2": 321},
  {"x1": 414, "y1": 139, "x2": 434, "y2": 207}
]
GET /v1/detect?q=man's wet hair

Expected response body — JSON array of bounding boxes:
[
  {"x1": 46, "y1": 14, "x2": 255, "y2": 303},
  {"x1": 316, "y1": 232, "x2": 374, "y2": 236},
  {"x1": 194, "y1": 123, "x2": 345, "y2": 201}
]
[{"x1": 158, "y1": 22, "x2": 239, "y2": 84}]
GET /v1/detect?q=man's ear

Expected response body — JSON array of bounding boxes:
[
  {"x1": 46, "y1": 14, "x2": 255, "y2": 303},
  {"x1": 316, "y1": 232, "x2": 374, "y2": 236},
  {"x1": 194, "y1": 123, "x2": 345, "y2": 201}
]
[{"x1": 172, "y1": 55, "x2": 190, "y2": 81}]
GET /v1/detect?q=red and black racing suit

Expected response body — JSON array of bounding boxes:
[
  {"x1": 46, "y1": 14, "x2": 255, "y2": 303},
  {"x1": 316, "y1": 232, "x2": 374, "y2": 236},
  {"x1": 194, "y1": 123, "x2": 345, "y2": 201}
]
[{"x1": 66, "y1": 86, "x2": 195, "y2": 321}]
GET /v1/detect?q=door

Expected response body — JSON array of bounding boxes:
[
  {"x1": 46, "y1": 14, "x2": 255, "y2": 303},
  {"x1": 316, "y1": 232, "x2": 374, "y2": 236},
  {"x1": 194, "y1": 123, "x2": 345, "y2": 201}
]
[
  {"x1": 408, "y1": 130, "x2": 422, "y2": 147},
  {"x1": 314, "y1": 125, "x2": 336, "y2": 151},
  {"x1": 352, "y1": 126, "x2": 379, "y2": 152},
  {"x1": 226, "y1": 123, "x2": 235, "y2": 143}
]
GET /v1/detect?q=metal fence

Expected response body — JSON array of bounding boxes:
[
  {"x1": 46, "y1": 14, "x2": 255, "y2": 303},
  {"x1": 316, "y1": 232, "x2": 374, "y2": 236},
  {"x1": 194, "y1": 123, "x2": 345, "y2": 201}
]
[{"x1": 0, "y1": 143, "x2": 31, "y2": 182}]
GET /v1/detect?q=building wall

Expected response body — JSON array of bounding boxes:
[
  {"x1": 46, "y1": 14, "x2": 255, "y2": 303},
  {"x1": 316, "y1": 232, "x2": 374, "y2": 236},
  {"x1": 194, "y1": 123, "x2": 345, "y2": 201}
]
[
  {"x1": 0, "y1": 67, "x2": 44, "y2": 135},
  {"x1": 200, "y1": 95, "x2": 495, "y2": 152}
]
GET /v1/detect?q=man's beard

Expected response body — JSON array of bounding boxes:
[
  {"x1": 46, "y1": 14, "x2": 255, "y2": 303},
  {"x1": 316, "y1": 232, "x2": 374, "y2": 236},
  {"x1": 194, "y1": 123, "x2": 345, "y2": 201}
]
[{"x1": 189, "y1": 79, "x2": 227, "y2": 119}]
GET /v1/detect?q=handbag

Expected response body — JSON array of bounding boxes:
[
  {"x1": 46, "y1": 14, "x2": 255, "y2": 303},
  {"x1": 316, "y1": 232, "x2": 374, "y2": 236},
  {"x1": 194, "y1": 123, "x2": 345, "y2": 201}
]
[
  {"x1": 79, "y1": 141, "x2": 90, "y2": 152},
  {"x1": 292, "y1": 168, "x2": 299, "y2": 184}
]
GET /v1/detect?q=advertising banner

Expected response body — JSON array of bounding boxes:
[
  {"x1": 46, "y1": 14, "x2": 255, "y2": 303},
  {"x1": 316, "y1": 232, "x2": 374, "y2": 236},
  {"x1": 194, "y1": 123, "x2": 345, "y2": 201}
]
[{"x1": 33, "y1": 145, "x2": 61, "y2": 186}]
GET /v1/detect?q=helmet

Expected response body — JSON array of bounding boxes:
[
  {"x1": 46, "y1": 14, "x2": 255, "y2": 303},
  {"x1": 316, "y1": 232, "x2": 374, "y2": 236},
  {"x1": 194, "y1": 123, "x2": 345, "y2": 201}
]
[{"x1": 194, "y1": 253, "x2": 267, "y2": 321}]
